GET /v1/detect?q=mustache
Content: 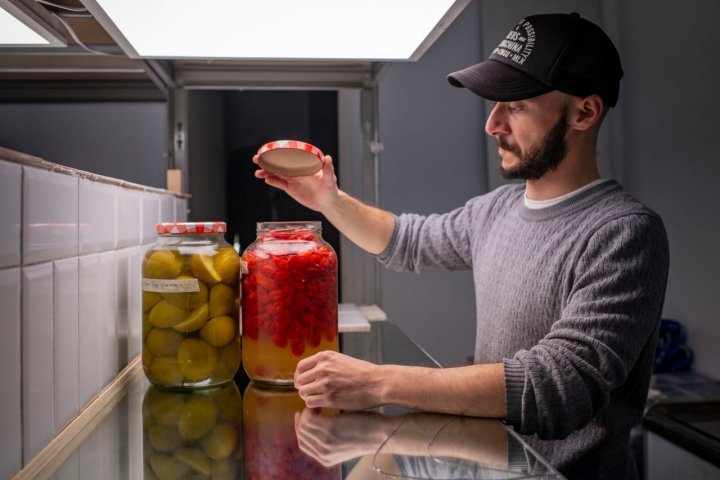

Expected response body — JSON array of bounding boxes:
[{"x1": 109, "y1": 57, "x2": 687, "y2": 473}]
[{"x1": 494, "y1": 136, "x2": 522, "y2": 157}]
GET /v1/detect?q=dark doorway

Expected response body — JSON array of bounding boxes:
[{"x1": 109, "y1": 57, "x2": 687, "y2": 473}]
[{"x1": 224, "y1": 90, "x2": 341, "y2": 292}]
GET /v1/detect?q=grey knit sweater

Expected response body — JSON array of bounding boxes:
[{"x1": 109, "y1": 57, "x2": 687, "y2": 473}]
[{"x1": 377, "y1": 180, "x2": 670, "y2": 479}]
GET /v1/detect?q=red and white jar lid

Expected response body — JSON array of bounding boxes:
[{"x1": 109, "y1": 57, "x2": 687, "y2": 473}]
[
  {"x1": 156, "y1": 222, "x2": 227, "y2": 234},
  {"x1": 257, "y1": 140, "x2": 324, "y2": 177}
]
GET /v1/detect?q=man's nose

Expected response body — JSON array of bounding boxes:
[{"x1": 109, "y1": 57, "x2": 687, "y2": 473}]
[{"x1": 485, "y1": 103, "x2": 510, "y2": 137}]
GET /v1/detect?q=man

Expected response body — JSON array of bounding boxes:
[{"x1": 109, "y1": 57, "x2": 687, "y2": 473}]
[{"x1": 254, "y1": 13, "x2": 669, "y2": 479}]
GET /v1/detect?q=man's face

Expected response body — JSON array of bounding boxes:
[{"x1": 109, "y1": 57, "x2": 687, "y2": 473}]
[{"x1": 485, "y1": 92, "x2": 570, "y2": 180}]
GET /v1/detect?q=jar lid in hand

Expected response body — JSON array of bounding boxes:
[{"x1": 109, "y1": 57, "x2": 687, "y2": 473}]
[{"x1": 257, "y1": 140, "x2": 324, "y2": 177}]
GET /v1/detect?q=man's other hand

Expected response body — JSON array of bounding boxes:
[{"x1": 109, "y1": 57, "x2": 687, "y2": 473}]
[{"x1": 294, "y1": 351, "x2": 385, "y2": 411}]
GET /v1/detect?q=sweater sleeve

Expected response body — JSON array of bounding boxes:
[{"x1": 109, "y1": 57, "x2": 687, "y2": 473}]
[
  {"x1": 503, "y1": 214, "x2": 670, "y2": 440},
  {"x1": 376, "y1": 193, "x2": 498, "y2": 273}
]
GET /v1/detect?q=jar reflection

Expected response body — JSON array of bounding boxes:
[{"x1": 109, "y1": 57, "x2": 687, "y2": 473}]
[
  {"x1": 243, "y1": 383, "x2": 340, "y2": 479},
  {"x1": 142, "y1": 383, "x2": 242, "y2": 479}
]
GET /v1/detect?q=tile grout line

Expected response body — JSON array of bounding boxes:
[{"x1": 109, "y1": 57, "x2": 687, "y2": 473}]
[
  {"x1": 18, "y1": 242, "x2": 154, "y2": 269},
  {"x1": 51, "y1": 261, "x2": 55, "y2": 447},
  {"x1": 75, "y1": 173, "x2": 80, "y2": 438},
  {"x1": 19, "y1": 165, "x2": 24, "y2": 470}
]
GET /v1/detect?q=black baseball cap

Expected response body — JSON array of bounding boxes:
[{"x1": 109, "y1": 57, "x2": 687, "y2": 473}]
[{"x1": 447, "y1": 13, "x2": 623, "y2": 107}]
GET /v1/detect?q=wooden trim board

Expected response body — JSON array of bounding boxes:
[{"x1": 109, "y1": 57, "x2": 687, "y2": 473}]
[{"x1": 13, "y1": 356, "x2": 144, "y2": 480}]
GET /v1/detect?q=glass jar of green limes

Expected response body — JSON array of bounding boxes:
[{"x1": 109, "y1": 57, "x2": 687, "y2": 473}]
[{"x1": 142, "y1": 222, "x2": 241, "y2": 388}]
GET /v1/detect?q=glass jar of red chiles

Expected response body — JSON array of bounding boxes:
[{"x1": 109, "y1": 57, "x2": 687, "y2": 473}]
[{"x1": 241, "y1": 222, "x2": 338, "y2": 384}]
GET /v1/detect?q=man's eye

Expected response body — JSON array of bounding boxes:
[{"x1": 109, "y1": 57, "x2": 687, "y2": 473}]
[{"x1": 509, "y1": 106, "x2": 522, "y2": 113}]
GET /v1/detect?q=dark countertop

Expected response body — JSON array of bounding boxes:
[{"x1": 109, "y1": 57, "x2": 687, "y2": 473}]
[{"x1": 43, "y1": 322, "x2": 564, "y2": 479}]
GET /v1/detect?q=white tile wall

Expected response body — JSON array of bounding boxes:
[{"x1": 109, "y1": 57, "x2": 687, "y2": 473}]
[
  {"x1": 160, "y1": 194, "x2": 174, "y2": 223},
  {"x1": 54, "y1": 258, "x2": 79, "y2": 433},
  {"x1": 78, "y1": 430, "x2": 100, "y2": 480},
  {"x1": 127, "y1": 247, "x2": 143, "y2": 361},
  {"x1": 0, "y1": 160, "x2": 22, "y2": 268},
  {"x1": 114, "y1": 249, "x2": 130, "y2": 371},
  {"x1": 98, "y1": 251, "x2": 117, "y2": 388},
  {"x1": 175, "y1": 197, "x2": 188, "y2": 223},
  {"x1": 127, "y1": 385, "x2": 143, "y2": 480},
  {"x1": 22, "y1": 262, "x2": 54, "y2": 463},
  {"x1": 79, "y1": 180, "x2": 116, "y2": 255},
  {"x1": 23, "y1": 168, "x2": 78, "y2": 265},
  {"x1": 116, "y1": 188, "x2": 141, "y2": 249},
  {"x1": 97, "y1": 409, "x2": 119, "y2": 480},
  {"x1": 5, "y1": 157, "x2": 185, "y2": 469},
  {"x1": 52, "y1": 450, "x2": 79, "y2": 480},
  {"x1": 78, "y1": 255, "x2": 100, "y2": 407},
  {"x1": 141, "y1": 192, "x2": 159, "y2": 246},
  {"x1": 0, "y1": 267, "x2": 21, "y2": 479}
]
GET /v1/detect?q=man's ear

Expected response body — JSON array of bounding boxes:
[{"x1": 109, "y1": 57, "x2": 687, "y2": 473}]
[{"x1": 570, "y1": 95, "x2": 605, "y2": 131}]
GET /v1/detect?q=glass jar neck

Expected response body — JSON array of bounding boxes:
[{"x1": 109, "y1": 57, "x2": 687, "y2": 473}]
[
  {"x1": 256, "y1": 221, "x2": 321, "y2": 238},
  {"x1": 156, "y1": 233, "x2": 226, "y2": 245}
]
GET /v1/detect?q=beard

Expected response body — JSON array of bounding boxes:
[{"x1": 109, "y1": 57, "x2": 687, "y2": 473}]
[{"x1": 496, "y1": 107, "x2": 569, "y2": 181}]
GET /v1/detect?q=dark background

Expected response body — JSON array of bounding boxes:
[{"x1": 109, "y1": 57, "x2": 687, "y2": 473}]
[{"x1": 223, "y1": 90, "x2": 340, "y2": 272}]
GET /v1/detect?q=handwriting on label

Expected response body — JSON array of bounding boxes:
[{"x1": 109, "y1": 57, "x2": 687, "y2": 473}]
[{"x1": 142, "y1": 278, "x2": 200, "y2": 293}]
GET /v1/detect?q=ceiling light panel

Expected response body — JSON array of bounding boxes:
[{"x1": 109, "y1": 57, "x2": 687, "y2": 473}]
[
  {"x1": 0, "y1": 0, "x2": 66, "y2": 47},
  {"x1": 0, "y1": 7, "x2": 47, "y2": 45},
  {"x1": 87, "y1": 0, "x2": 461, "y2": 60}
]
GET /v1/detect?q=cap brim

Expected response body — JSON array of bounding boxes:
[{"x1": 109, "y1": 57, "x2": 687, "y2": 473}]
[{"x1": 447, "y1": 60, "x2": 553, "y2": 102}]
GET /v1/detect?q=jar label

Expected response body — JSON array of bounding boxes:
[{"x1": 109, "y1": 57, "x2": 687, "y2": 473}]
[
  {"x1": 142, "y1": 278, "x2": 200, "y2": 293},
  {"x1": 177, "y1": 246, "x2": 216, "y2": 256}
]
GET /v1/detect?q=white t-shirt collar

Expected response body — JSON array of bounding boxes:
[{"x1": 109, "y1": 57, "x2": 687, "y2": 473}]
[{"x1": 524, "y1": 178, "x2": 611, "y2": 210}]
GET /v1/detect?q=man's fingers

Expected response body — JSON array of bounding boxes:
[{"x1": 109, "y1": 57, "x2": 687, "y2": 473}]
[
  {"x1": 297, "y1": 408, "x2": 330, "y2": 440},
  {"x1": 298, "y1": 378, "x2": 327, "y2": 407},
  {"x1": 296, "y1": 420, "x2": 322, "y2": 460},
  {"x1": 252, "y1": 154, "x2": 259, "y2": 164},
  {"x1": 293, "y1": 363, "x2": 317, "y2": 390},
  {"x1": 264, "y1": 175, "x2": 289, "y2": 190},
  {"x1": 322, "y1": 155, "x2": 334, "y2": 177},
  {"x1": 255, "y1": 168, "x2": 292, "y2": 188},
  {"x1": 296, "y1": 414, "x2": 329, "y2": 457},
  {"x1": 295, "y1": 354, "x2": 320, "y2": 379},
  {"x1": 304, "y1": 393, "x2": 331, "y2": 409},
  {"x1": 296, "y1": 409, "x2": 331, "y2": 459},
  {"x1": 295, "y1": 366, "x2": 320, "y2": 390}
]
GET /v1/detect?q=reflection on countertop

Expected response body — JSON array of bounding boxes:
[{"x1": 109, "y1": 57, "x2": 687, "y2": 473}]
[{"x1": 35, "y1": 323, "x2": 564, "y2": 480}]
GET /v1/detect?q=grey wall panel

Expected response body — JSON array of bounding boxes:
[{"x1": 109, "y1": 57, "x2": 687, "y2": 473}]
[
  {"x1": 617, "y1": 0, "x2": 720, "y2": 379},
  {"x1": 0, "y1": 103, "x2": 166, "y2": 188},
  {"x1": 377, "y1": 0, "x2": 484, "y2": 366}
]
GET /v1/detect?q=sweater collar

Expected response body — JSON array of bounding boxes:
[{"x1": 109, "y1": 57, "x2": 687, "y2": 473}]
[{"x1": 517, "y1": 180, "x2": 623, "y2": 222}]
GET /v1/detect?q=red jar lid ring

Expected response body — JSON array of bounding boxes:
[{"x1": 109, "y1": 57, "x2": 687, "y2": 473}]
[
  {"x1": 257, "y1": 140, "x2": 324, "y2": 177},
  {"x1": 156, "y1": 222, "x2": 227, "y2": 234}
]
